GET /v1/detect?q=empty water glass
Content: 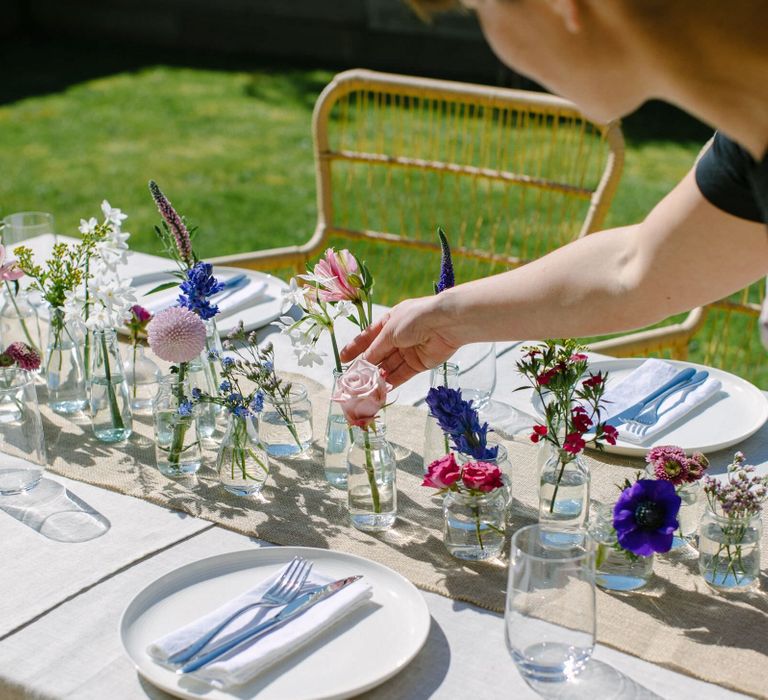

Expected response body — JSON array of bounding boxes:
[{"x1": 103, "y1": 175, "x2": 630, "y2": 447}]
[
  {"x1": 0, "y1": 367, "x2": 46, "y2": 494},
  {"x1": 449, "y1": 342, "x2": 497, "y2": 409},
  {"x1": 505, "y1": 525, "x2": 596, "y2": 684},
  {"x1": 0, "y1": 212, "x2": 55, "y2": 246}
]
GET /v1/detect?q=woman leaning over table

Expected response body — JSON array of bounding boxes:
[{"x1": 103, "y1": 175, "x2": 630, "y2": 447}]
[{"x1": 341, "y1": 0, "x2": 768, "y2": 383}]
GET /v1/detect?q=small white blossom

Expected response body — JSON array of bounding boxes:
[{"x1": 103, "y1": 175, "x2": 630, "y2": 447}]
[
  {"x1": 333, "y1": 300, "x2": 355, "y2": 319},
  {"x1": 281, "y1": 278, "x2": 307, "y2": 310},
  {"x1": 100, "y1": 200, "x2": 128, "y2": 227},
  {"x1": 79, "y1": 217, "x2": 98, "y2": 235},
  {"x1": 94, "y1": 227, "x2": 131, "y2": 269}
]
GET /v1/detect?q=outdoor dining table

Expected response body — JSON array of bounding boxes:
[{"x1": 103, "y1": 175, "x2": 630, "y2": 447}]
[{"x1": 0, "y1": 236, "x2": 765, "y2": 700}]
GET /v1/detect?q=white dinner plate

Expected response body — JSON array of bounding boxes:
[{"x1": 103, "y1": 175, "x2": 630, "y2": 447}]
[
  {"x1": 129, "y1": 266, "x2": 289, "y2": 336},
  {"x1": 530, "y1": 358, "x2": 768, "y2": 457},
  {"x1": 119, "y1": 546, "x2": 430, "y2": 700}
]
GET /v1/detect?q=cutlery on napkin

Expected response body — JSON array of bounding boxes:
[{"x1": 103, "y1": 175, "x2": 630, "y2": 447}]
[
  {"x1": 148, "y1": 562, "x2": 372, "y2": 688},
  {"x1": 600, "y1": 359, "x2": 722, "y2": 444}
]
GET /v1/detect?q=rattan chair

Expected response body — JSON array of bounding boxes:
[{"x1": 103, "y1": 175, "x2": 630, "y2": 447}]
[{"x1": 213, "y1": 68, "x2": 625, "y2": 305}]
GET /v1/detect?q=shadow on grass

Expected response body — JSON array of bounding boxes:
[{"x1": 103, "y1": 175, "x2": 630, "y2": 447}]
[
  {"x1": 1, "y1": 36, "x2": 711, "y2": 145},
  {"x1": 0, "y1": 35, "x2": 332, "y2": 108}
]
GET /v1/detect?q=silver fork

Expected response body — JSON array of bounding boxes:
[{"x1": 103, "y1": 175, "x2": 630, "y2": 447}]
[
  {"x1": 624, "y1": 372, "x2": 708, "y2": 437},
  {"x1": 167, "y1": 557, "x2": 313, "y2": 665}
]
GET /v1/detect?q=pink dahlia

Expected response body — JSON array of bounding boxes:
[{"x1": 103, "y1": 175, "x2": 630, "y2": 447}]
[
  {"x1": 147, "y1": 306, "x2": 206, "y2": 363},
  {"x1": 3, "y1": 342, "x2": 41, "y2": 371}
]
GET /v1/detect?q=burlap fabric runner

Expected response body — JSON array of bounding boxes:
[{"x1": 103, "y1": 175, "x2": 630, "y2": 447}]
[{"x1": 38, "y1": 373, "x2": 767, "y2": 698}]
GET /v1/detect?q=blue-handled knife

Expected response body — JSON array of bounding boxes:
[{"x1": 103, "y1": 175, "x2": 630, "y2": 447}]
[
  {"x1": 177, "y1": 575, "x2": 363, "y2": 674},
  {"x1": 607, "y1": 367, "x2": 697, "y2": 426}
]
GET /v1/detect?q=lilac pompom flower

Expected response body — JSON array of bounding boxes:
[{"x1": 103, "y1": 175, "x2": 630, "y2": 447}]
[
  {"x1": 146, "y1": 306, "x2": 206, "y2": 364},
  {"x1": 613, "y1": 479, "x2": 681, "y2": 556}
]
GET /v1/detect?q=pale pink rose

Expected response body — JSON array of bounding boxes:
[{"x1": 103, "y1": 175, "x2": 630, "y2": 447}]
[
  {"x1": 423, "y1": 453, "x2": 461, "y2": 489},
  {"x1": 331, "y1": 356, "x2": 391, "y2": 428},
  {"x1": 461, "y1": 462, "x2": 504, "y2": 493},
  {"x1": 313, "y1": 248, "x2": 361, "y2": 303},
  {"x1": 0, "y1": 244, "x2": 24, "y2": 282}
]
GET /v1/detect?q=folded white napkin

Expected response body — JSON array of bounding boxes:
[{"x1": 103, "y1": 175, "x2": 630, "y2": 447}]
[
  {"x1": 147, "y1": 562, "x2": 372, "y2": 689},
  {"x1": 139, "y1": 273, "x2": 268, "y2": 318},
  {"x1": 600, "y1": 359, "x2": 722, "y2": 444}
]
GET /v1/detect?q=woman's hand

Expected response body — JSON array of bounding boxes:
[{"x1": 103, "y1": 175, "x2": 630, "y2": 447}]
[{"x1": 340, "y1": 296, "x2": 461, "y2": 387}]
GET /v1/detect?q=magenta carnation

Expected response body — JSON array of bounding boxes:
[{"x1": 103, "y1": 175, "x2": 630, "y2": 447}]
[
  {"x1": 2, "y1": 342, "x2": 41, "y2": 371},
  {"x1": 147, "y1": 306, "x2": 206, "y2": 363}
]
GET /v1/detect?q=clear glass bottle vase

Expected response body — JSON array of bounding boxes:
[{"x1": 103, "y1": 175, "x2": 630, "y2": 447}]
[
  {"x1": 698, "y1": 507, "x2": 761, "y2": 591},
  {"x1": 45, "y1": 306, "x2": 87, "y2": 414},
  {"x1": 538, "y1": 448, "x2": 590, "y2": 546},
  {"x1": 347, "y1": 424, "x2": 396, "y2": 531},
  {"x1": 261, "y1": 383, "x2": 313, "y2": 458},
  {"x1": 204, "y1": 318, "x2": 225, "y2": 420},
  {"x1": 124, "y1": 343, "x2": 161, "y2": 414},
  {"x1": 423, "y1": 362, "x2": 459, "y2": 471},
  {"x1": 443, "y1": 489, "x2": 506, "y2": 560},
  {"x1": 89, "y1": 328, "x2": 132, "y2": 442},
  {"x1": 589, "y1": 504, "x2": 654, "y2": 591},
  {"x1": 186, "y1": 353, "x2": 218, "y2": 440},
  {"x1": 456, "y1": 440, "x2": 513, "y2": 507},
  {"x1": 324, "y1": 368, "x2": 353, "y2": 489},
  {"x1": 216, "y1": 413, "x2": 270, "y2": 497},
  {"x1": 0, "y1": 284, "x2": 44, "y2": 358},
  {"x1": 153, "y1": 371, "x2": 202, "y2": 477}
]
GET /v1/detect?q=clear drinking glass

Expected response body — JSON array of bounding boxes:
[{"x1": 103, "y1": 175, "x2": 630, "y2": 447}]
[
  {"x1": 506, "y1": 525, "x2": 596, "y2": 684},
  {"x1": 89, "y1": 328, "x2": 132, "y2": 443},
  {"x1": 0, "y1": 367, "x2": 46, "y2": 494},
  {"x1": 0, "y1": 211, "x2": 55, "y2": 246},
  {"x1": 260, "y1": 384, "x2": 313, "y2": 458},
  {"x1": 449, "y1": 341, "x2": 497, "y2": 409}
]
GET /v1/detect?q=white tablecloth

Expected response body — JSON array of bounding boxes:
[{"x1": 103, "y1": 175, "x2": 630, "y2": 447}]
[{"x1": 0, "y1": 236, "x2": 760, "y2": 700}]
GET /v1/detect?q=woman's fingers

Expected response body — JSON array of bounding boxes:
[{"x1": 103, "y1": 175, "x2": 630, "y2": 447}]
[{"x1": 340, "y1": 314, "x2": 390, "y2": 363}]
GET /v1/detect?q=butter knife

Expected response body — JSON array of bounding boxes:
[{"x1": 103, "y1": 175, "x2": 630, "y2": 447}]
[{"x1": 177, "y1": 575, "x2": 363, "y2": 674}]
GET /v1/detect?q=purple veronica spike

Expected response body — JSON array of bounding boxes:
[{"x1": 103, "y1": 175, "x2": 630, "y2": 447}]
[
  {"x1": 434, "y1": 227, "x2": 455, "y2": 294},
  {"x1": 425, "y1": 386, "x2": 498, "y2": 460},
  {"x1": 149, "y1": 180, "x2": 194, "y2": 267}
]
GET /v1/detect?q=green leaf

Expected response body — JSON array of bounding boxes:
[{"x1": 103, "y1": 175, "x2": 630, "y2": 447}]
[{"x1": 146, "y1": 280, "x2": 180, "y2": 295}]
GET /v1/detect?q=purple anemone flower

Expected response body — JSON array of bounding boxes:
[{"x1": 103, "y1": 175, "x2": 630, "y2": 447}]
[{"x1": 613, "y1": 479, "x2": 681, "y2": 556}]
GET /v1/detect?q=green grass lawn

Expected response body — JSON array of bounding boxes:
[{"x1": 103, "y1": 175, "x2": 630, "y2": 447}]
[
  {"x1": 6, "y1": 38, "x2": 759, "y2": 384},
  {"x1": 0, "y1": 39, "x2": 707, "y2": 262}
]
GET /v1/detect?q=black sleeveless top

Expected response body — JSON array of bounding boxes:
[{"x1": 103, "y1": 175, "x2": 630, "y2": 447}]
[{"x1": 695, "y1": 131, "x2": 768, "y2": 224}]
